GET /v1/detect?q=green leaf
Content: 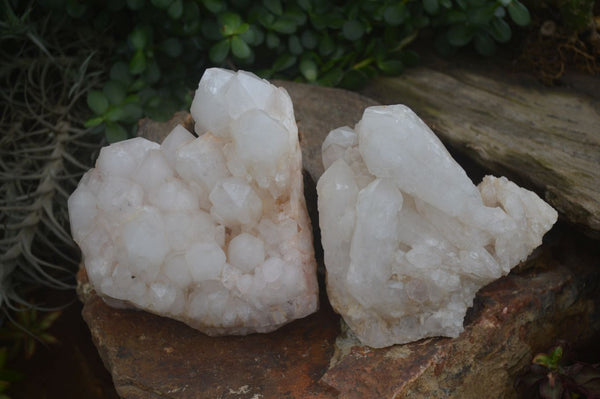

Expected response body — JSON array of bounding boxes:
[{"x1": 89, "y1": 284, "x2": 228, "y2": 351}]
[
  {"x1": 446, "y1": 24, "x2": 473, "y2": 46},
  {"x1": 272, "y1": 53, "x2": 296, "y2": 71},
  {"x1": 423, "y1": 0, "x2": 439, "y2": 15},
  {"x1": 231, "y1": 35, "x2": 251, "y2": 58},
  {"x1": 297, "y1": 0, "x2": 311, "y2": 12},
  {"x1": 284, "y1": 7, "x2": 307, "y2": 26},
  {"x1": 550, "y1": 346, "x2": 563, "y2": 365},
  {"x1": 474, "y1": 32, "x2": 495, "y2": 56},
  {"x1": 533, "y1": 354, "x2": 552, "y2": 368},
  {"x1": 310, "y1": 13, "x2": 328, "y2": 30},
  {"x1": 384, "y1": 3, "x2": 409, "y2": 26},
  {"x1": 288, "y1": 35, "x2": 302, "y2": 55},
  {"x1": 105, "y1": 122, "x2": 129, "y2": 142},
  {"x1": 202, "y1": 0, "x2": 225, "y2": 13},
  {"x1": 38, "y1": 333, "x2": 58, "y2": 345},
  {"x1": 440, "y1": 0, "x2": 452, "y2": 8},
  {"x1": 128, "y1": 27, "x2": 147, "y2": 50},
  {"x1": 241, "y1": 25, "x2": 264, "y2": 46},
  {"x1": 234, "y1": 22, "x2": 250, "y2": 35},
  {"x1": 378, "y1": 59, "x2": 404, "y2": 75},
  {"x1": 150, "y1": 0, "x2": 172, "y2": 9},
  {"x1": 317, "y1": 67, "x2": 343, "y2": 86},
  {"x1": 220, "y1": 12, "x2": 242, "y2": 36},
  {"x1": 257, "y1": 9, "x2": 276, "y2": 28},
  {"x1": 120, "y1": 103, "x2": 144, "y2": 123},
  {"x1": 507, "y1": 0, "x2": 530, "y2": 26},
  {"x1": 489, "y1": 17, "x2": 511, "y2": 42},
  {"x1": 110, "y1": 62, "x2": 132, "y2": 86},
  {"x1": 209, "y1": 39, "x2": 230, "y2": 63},
  {"x1": 467, "y1": 5, "x2": 495, "y2": 25},
  {"x1": 167, "y1": 0, "x2": 183, "y2": 19},
  {"x1": 299, "y1": 58, "x2": 317, "y2": 81},
  {"x1": 444, "y1": 10, "x2": 467, "y2": 24},
  {"x1": 126, "y1": 0, "x2": 144, "y2": 10},
  {"x1": 340, "y1": 69, "x2": 368, "y2": 90},
  {"x1": 103, "y1": 80, "x2": 127, "y2": 104},
  {"x1": 318, "y1": 34, "x2": 334, "y2": 56},
  {"x1": 123, "y1": 93, "x2": 140, "y2": 104},
  {"x1": 271, "y1": 16, "x2": 297, "y2": 34},
  {"x1": 144, "y1": 60, "x2": 161, "y2": 84},
  {"x1": 263, "y1": 0, "x2": 282, "y2": 15},
  {"x1": 87, "y1": 90, "x2": 109, "y2": 115},
  {"x1": 182, "y1": 0, "x2": 200, "y2": 20},
  {"x1": 162, "y1": 38, "x2": 183, "y2": 57},
  {"x1": 301, "y1": 29, "x2": 318, "y2": 49},
  {"x1": 105, "y1": 106, "x2": 125, "y2": 122},
  {"x1": 266, "y1": 31, "x2": 280, "y2": 48},
  {"x1": 39, "y1": 311, "x2": 61, "y2": 330},
  {"x1": 84, "y1": 116, "x2": 104, "y2": 128},
  {"x1": 129, "y1": 49, "x2": 147, "y2": 74},
  {"x1": 342, "y1": 20, "x2": 364, "y2": 41}
]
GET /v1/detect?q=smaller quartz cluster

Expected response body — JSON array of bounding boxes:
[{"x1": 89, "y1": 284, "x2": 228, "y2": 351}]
[
  {"x1": 317, "y1": 105, "x2": 558, "y2": 348},
  {"x1": 69, "y1": 69, "x2": 318, "y2": 335}
]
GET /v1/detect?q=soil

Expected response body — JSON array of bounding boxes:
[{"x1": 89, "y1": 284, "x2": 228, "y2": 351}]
[{"x1": 515, "y1": 4, "x2": 600, "y2": 85}]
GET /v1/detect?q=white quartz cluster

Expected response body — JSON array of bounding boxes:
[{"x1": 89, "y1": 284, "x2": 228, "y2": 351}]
[
  {"x1": 317, "y1": 105, "x2": 558, "y2": 348},
  {"x1": 69, "y1": 68, "x2": 318, "y2": 335}
]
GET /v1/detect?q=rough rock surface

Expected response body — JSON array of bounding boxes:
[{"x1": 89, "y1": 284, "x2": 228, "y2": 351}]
[
  {"x1": 69, "y1": 69, "x2": 318, "y2": 335},
  {"x1": 361, "y1": 65, "x2": 600, "y2": 235},
  {"x1": 78, "y1": 79, "x2": 600, "y2": 398},
  {"x1": 317, "y1": 105, "x2": 557, "y2": 348}
]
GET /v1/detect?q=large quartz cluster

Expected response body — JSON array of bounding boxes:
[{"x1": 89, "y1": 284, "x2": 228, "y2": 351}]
[
  {"x1": 317, "y1": 105, "x2": 558, "y2": 348},
  {"x1": 69, "y1": 69, "x2": 318, "y2": 335}
]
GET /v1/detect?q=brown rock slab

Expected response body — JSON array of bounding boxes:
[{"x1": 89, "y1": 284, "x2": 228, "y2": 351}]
[
  {"x1": 322, "y1": 229, "x2": 600, "y2": 398},
  {"x1": 361, "y1": 65, "x2": 600, "y2": 235},
  {"x1": 78, "y1": 267, "x2": 339, "y2": 399},
  {"x1": 78, "y1": 80, "x2": 600, "y2": 398}
]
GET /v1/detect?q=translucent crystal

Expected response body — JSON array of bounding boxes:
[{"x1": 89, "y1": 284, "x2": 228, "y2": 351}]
[
  {"x1": 317, "y1": 105, "x2": 558, "y2": 348},
  {"x1": 69, "y1": 69, "x2": 318, "y2": 335}
]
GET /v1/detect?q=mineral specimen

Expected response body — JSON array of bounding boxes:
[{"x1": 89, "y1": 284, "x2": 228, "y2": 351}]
[
  {"x1": 317, "y1": 105, "x2": 558, "y2": 348},
  {"x1": 68, "y1": 69, "x2": 318, "y2": 335}
]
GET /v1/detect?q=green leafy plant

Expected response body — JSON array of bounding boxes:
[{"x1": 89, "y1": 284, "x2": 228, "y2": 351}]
[
  {"x1": 0, "y1": 307, "x2": 60, "y2": 360},
  {"x1": 518, "y1": 344, "x2": 600, "y2": 398},
  {"x1": 28, "y1": 0, "x2": 531, "y2": 142},
  {"x1": 1, "y1": 1, "x2": 103, "y2": 310},
  {"x1": 431, "y1": 0, "x2": 531, "y2": 56}
]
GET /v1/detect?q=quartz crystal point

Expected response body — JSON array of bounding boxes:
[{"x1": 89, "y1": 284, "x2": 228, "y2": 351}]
[
  {"x1": 69, "y1": 69, "x2": 318, "y2": 335},
  {"x1": 317, "y1": 105, "x2": 558, "y2": 348}
]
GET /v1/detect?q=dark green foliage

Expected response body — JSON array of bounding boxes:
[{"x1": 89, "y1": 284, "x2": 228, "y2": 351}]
[
  {"x1": 518, "y1": 344, "x2": 600, "y2": 398},
  {"x1": 32, "y1": 0, "x2": 530, "y2": 140}
]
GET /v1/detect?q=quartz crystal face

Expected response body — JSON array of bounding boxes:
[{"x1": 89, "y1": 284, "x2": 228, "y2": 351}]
[
  {"x1": 317, "y1": 105, "x2": 558, "y2": 348},
  {"x1": 69, "y1": 69, "x2": 318, "y2": 335}
]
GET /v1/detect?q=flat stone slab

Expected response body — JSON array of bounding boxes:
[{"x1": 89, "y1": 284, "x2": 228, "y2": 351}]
[
  {"x1": 361, "y1": 64, "x2": 600, "y2": 235},
  {"x1": 78, "y1": 80, "x2": 600, "y2": 398}
]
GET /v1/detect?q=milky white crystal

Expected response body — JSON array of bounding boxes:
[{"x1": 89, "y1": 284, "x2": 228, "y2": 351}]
[
  {"x1": 317, "y1": 105, "x2": 558, "y2": 348},
  {"x1": 69, "y1": 68, "x2": 318, "y2": 335}
]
